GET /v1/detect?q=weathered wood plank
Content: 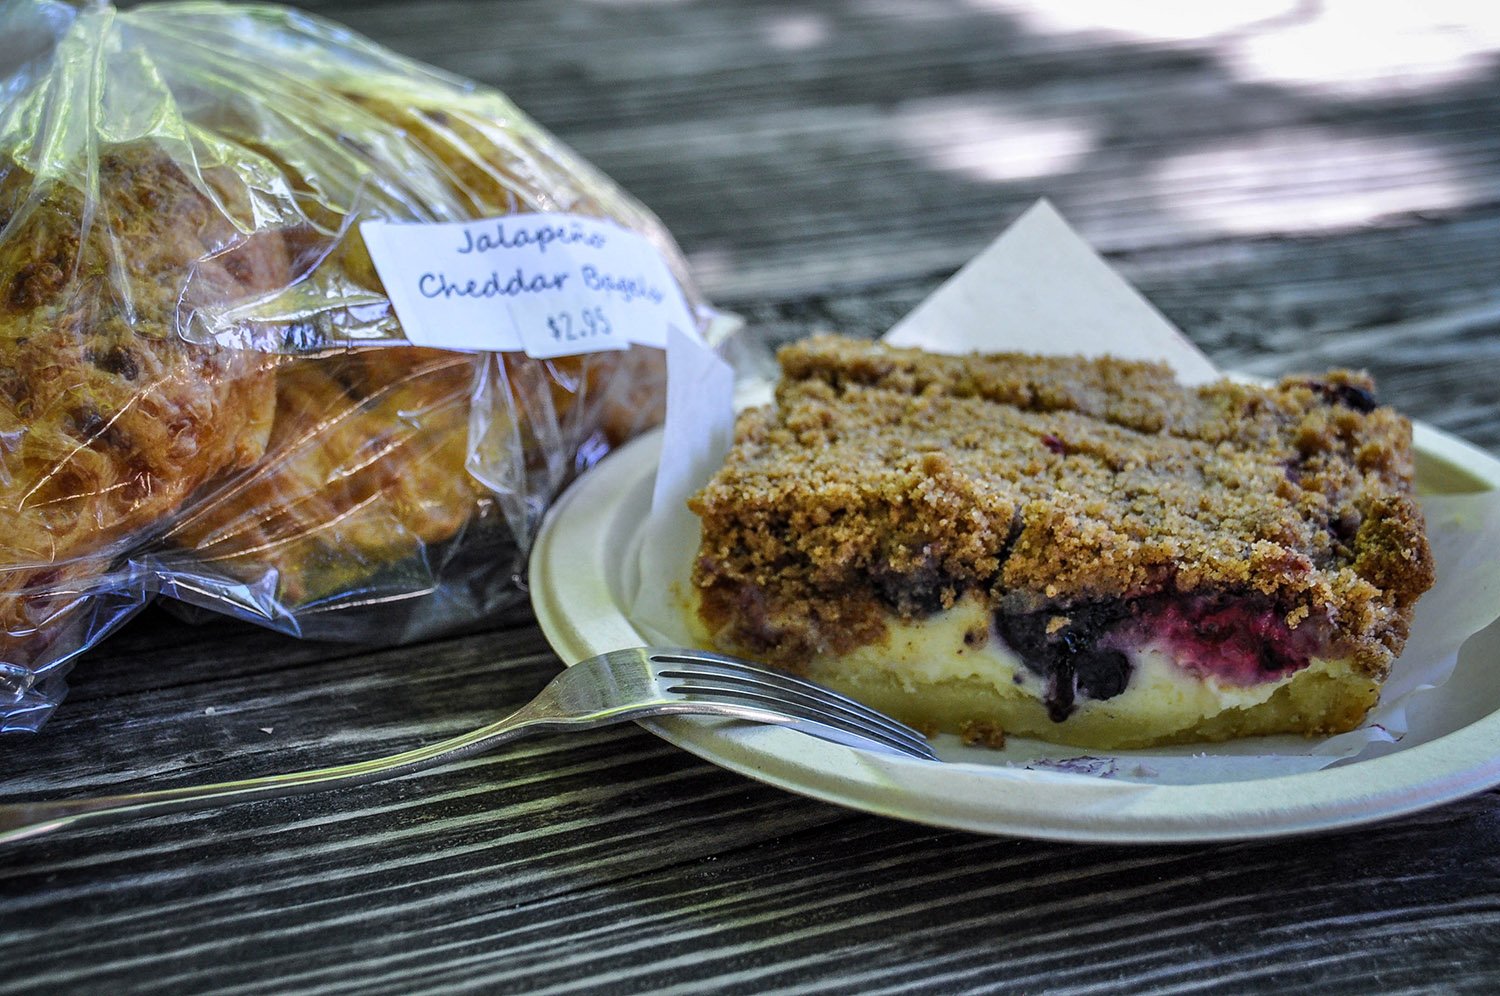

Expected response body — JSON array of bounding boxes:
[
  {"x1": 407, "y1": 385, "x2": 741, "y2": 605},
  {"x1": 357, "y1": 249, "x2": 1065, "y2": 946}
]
[
  {"x1": 726, "y1": 208, "x2": 1500, "y2": 454},
  {"x1": 285, "y1": 3, "x2": 1495, "y2": 293},
  {"x1": 9, "y1": 785, "x2": 1500, "y2": 994},
  {"x1": 252, "y1": 0, "x2": 1500, "y2": 303},
  {"x1": 0, "y1": 616, "x2": 853, "y2": 993},
  {"x1": 279, "y1": 0, "x2": 1500, "y2": 460},
  {"x1": 7, "y1": 1, "x2": 1500, "y2": 994}
]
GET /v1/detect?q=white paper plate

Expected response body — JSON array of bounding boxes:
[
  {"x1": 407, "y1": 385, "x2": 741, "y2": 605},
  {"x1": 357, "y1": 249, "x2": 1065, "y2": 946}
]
[{"x1": 531, "y1": 424, "x2": 1500, "y2": 843}]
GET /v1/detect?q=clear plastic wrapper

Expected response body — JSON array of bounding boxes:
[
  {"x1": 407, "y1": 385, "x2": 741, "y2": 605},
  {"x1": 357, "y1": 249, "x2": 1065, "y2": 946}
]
[{"x1": 0, "y1": 0, "x2": 710, "y2": 730}]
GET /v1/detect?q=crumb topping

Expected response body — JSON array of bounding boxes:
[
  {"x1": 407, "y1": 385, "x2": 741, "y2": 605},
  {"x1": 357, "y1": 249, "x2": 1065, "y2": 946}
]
[{"x1": 690, "y1": 334, "x2": 1435, "y2": 682}]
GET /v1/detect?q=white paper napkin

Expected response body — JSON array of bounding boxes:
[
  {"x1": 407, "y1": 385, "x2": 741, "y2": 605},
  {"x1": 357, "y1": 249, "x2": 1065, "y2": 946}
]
[{"x1": 886, "y1": 201, "x2": 1218, "y2": 385}]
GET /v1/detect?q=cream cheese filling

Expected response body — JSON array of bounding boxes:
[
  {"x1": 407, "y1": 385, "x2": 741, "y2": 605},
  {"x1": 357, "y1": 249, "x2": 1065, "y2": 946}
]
[{"x1": 801, "y1": 593, "x2": 1329, "y2": 725}]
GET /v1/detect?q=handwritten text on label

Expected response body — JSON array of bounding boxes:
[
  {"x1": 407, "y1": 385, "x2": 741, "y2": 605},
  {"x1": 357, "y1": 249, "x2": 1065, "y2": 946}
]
[{"x1": 360, "y1": 213, "x2": 696, "y2": 359}]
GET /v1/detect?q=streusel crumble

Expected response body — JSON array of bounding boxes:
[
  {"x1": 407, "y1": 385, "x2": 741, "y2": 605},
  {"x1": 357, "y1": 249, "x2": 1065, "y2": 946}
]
[{"x1": 688, "y1": 335, "x2": 1434, "y2": 749}]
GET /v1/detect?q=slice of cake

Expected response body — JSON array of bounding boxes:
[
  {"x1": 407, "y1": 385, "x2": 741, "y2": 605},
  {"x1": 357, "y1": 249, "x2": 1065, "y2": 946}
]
[{"x1": 687, "y1": 335, "x2": 1435, "y2": 749}]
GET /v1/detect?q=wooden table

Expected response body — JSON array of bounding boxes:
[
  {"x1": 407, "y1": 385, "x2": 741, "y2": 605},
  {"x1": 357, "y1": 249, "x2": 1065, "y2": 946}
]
[{"x1": 6, "y1": 2, "x2": 1500, "y2": 991}]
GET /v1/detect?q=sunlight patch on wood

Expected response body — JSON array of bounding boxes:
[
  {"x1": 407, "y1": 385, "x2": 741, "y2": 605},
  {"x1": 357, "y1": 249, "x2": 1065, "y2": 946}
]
[
  {"x1": 991, "y1": 0, "x2": 1500, "y2": 97},
  {"x1": 761, "y1": 11, "x2": 833, "y2": 52},
  {"x1": 1150, "y1": 127, "x2": 1469, "y2": 236},
  {"x1": 991, "y1": 0, "x2": 1300, "y2": 44},
  {"x1": 892, "y1": 96, "x2": 1095, "y2": 183},
  {"x1": 1229, "y1": 1, "x2": 1500, "y2": 96}
]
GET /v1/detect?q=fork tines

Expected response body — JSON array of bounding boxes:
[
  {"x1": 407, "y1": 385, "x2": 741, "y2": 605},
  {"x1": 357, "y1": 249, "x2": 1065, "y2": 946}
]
[{"x1": 648, "y1": 650, "x2": 937, "y2": 761}]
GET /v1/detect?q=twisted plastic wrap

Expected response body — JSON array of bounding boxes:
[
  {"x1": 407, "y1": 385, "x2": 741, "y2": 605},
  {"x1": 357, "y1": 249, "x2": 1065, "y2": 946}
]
[{"x1": 0, "y1": 1, "x2": 708, "y2": 729}]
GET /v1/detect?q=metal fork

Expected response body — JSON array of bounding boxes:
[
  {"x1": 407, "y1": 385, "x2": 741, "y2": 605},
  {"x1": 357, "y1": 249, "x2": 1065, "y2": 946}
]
[{"x1": 0, "y1": 647, "x2": 936, "y2": 844}]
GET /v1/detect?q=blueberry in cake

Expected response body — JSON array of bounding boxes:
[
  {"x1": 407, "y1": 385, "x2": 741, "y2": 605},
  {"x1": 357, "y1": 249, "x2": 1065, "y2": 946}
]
[{"x1": 687, "y1": 335, "x2": 1435, "y2": 749}]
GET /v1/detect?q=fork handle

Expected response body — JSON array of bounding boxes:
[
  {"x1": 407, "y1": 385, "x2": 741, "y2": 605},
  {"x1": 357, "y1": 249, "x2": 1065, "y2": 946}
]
[
  {"x1": 0, "y1": 704, "x2": 549, "y2": 845},
  {"x1": 0, "y1": 657, "x2": 811, "y2": 845}
]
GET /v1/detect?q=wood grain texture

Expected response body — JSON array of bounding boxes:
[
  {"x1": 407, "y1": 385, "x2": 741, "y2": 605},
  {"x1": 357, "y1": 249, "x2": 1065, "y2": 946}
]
[
  {"x1": 9, "y1": 613, "x2": 1500, "y2": 995},
  {"x1": 9, "y1": 1, "x2": 1500, "y2": 993},
  {"x1": 271, "y1": 0, "x2": 1500, "y2": 451}
]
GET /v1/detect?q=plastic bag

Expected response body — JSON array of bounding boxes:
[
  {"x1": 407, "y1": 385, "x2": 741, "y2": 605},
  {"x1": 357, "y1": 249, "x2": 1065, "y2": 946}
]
[{"x1": 0, "y1": 0, "x2": 711, "y2": 730}]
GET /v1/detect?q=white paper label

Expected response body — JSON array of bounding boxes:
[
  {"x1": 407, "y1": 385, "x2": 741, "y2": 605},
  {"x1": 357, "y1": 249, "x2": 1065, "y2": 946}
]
[{"x1": 359, "y1": 214, "x2": 696, "y2": 358}]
